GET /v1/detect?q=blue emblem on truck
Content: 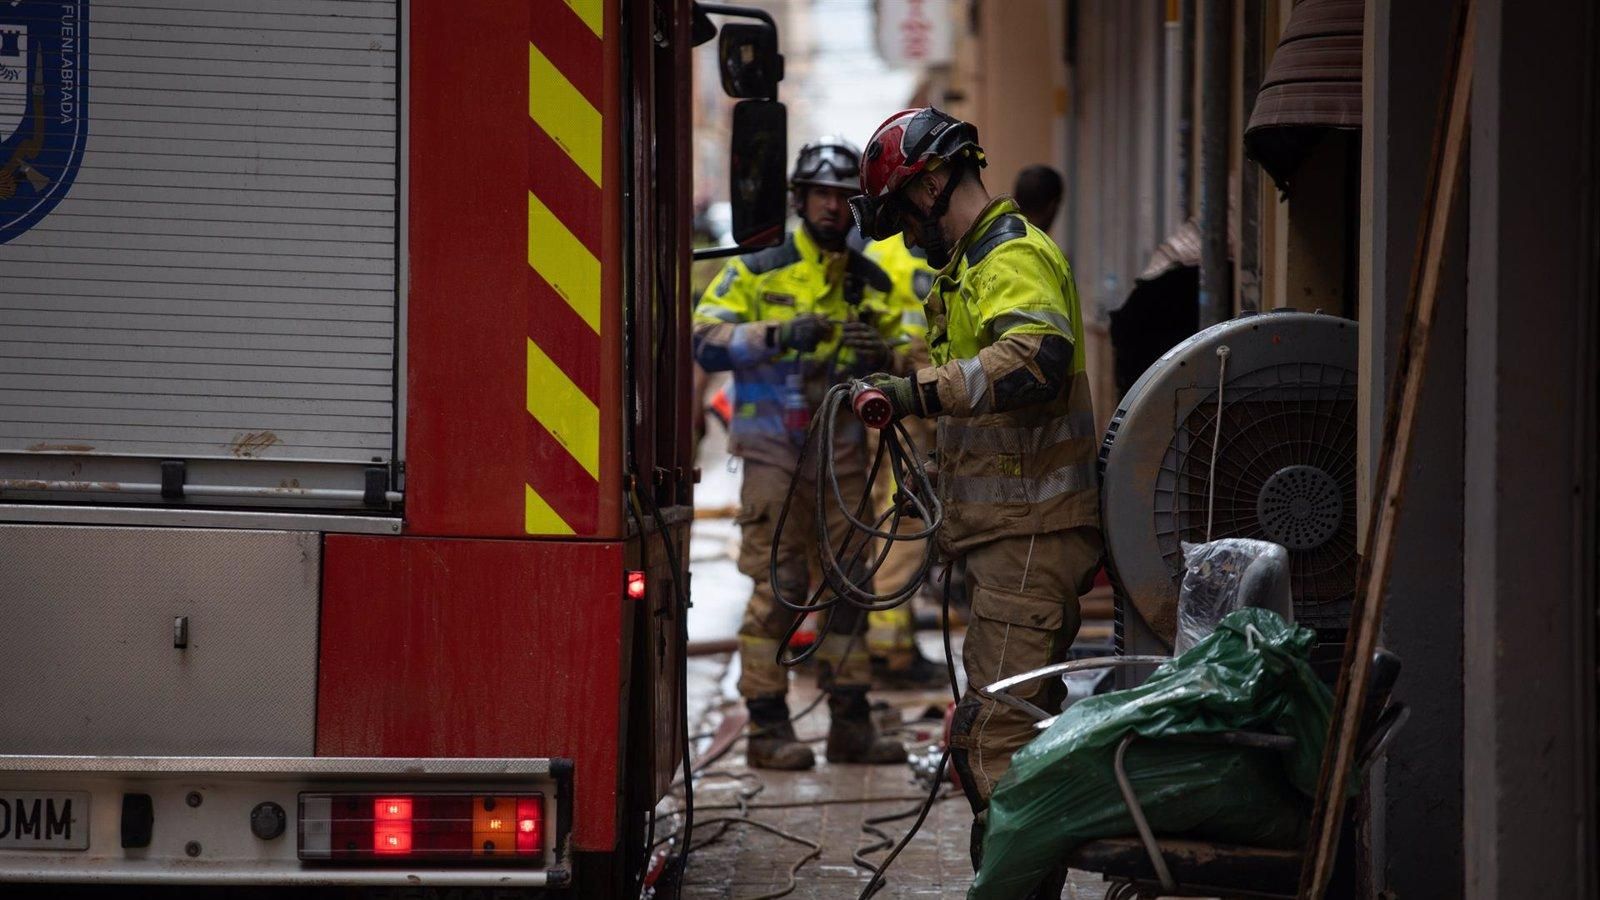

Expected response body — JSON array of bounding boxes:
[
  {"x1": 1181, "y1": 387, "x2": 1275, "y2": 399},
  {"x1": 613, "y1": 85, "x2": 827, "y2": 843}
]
[{"x1": 0, "y1": 1, "x2": 87, "y2": 244}]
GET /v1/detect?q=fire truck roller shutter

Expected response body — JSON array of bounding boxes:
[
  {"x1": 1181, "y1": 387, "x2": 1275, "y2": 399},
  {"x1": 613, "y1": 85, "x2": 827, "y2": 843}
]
[{"x1": 0, "y1": 1, "x2": 399, "y2": 509}]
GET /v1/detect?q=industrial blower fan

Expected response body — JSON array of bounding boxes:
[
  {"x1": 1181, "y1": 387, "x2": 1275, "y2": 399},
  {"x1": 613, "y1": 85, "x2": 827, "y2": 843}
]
[{"x1": 1099, "y1": 310, "x2": 1358, "y2": 662}]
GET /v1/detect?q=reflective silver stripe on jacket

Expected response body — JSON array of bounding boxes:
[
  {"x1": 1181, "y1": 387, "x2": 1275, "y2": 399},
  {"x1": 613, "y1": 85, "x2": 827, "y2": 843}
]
[
  {"x1": 944, "y1": 461, "x2": 1098, "y2": 504},
  {"x1": 940, "y1": 410, "x2": 1097, "y2": 454},
  {"x1": 900, "y1": 309, "x2": 929, "y2": 330},
  {"x1": 697, "y1": 305, "x2": 743, "y2": 324},
  {"x1": 992, "y1": 307, "x2": 1073, "y2": 338},
  {"x1": 959, "y1": 356, "x2": 992, "y2": 413}
]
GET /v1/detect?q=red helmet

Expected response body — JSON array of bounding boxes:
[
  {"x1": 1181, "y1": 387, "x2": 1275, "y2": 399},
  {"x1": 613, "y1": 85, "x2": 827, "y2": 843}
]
[{"x1": 851, "y1": 108, "x2": 985, "y2": 240}]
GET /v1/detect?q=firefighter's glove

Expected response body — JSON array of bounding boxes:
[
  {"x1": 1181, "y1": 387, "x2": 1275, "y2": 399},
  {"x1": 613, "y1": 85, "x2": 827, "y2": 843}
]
[
  {"x1": 861, "y1": 372, "x2": 920, "y2": 422},
  {"x1": 775, "y1": 314, "x2": 834, "y2": 353},
  {"x1": 840, "y1": 321, "x2": 891, "y2": 367}
]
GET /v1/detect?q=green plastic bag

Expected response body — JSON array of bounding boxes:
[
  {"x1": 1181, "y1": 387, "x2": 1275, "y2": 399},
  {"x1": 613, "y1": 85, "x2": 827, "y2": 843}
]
[{"x1": 970, "y1": 608, "x2": 1332, "y2": 900}]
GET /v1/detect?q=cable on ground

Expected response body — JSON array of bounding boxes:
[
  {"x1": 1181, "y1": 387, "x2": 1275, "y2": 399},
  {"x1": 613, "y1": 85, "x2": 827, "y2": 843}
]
[{"x1": 851, "y1": 565, "x2": 964, "y2": 898}]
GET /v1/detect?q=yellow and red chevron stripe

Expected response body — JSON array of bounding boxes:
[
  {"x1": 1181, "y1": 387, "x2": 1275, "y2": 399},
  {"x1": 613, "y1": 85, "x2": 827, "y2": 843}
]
[{"x1": 523, "y1": 0, "x2": 613, "y2": 536}]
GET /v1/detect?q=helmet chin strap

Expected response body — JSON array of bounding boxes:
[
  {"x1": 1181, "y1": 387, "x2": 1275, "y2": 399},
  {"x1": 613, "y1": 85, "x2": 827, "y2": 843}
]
[
  {"x1": 905, "y1": 164, "x2": 966, "y2": 267},
  {"x1": 923, "y1": 163, "x2": 966, "y2": 223}
]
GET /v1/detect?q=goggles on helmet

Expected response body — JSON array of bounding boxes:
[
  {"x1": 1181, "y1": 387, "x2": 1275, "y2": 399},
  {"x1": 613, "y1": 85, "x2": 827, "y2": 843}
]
[{"x1": 791, "y1": 140, "x2": 861, "y2": 191}]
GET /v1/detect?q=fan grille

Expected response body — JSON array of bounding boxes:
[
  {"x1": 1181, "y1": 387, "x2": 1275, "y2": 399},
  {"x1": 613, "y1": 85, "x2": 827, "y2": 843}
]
[
  {"x1": 1258, "y1": 464, "x2": 1343, "y2": 550},
  {"x1": 1153, "y1": 361, "x2": 1358, "y2": 632}
]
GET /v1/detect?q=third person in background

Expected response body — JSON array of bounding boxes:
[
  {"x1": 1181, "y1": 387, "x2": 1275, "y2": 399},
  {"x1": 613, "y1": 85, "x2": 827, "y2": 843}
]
[
  {"x1": 850, "y1": 109, "x2": 1102, "y2": 893},
  {"x1": 1012, "y1": 164, "x2": 1064, "y2": 233}
]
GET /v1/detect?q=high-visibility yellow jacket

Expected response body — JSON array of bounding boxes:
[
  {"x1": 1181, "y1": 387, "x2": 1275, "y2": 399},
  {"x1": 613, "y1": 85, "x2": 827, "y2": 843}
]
[
  {"x1": 864, "y1": 233, "x2": 934, "y2": 345},
  {"x1": 914, "y1": 197, "x2": 1101, "y2": 553},
  {"x1": 692, "y1": 225, "x2": 910, "y2": 472}
]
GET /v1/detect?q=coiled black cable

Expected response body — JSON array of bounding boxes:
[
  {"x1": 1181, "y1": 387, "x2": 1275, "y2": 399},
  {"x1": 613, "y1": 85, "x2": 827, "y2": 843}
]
[{"x1": 769, "y1": 382, "x2": 945, "y2": 666}]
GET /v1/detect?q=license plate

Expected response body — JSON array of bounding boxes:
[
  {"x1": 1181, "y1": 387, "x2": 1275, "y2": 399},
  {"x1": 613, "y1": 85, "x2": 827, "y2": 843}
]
[{"x1": 0, "y1": 792, "x2": 90, "y2": 850}]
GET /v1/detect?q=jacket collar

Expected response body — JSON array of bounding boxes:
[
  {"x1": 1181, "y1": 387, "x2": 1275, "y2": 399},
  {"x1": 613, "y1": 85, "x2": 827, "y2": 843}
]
[
  {"x1": 792, "y1": 221, "x2": 819, "y2": 262},
  {"x1": 941, "y1": 195, "x2": 1021, "y2": 277},
  {"x1": 797, "y1": 220, "x2": 864, "y2": 263}
]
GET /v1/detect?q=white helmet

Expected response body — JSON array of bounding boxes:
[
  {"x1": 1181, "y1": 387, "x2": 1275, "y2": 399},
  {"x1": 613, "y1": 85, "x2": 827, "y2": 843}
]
[{"x1": 790, "y1": 136, "x2": 862, "y2": 191}]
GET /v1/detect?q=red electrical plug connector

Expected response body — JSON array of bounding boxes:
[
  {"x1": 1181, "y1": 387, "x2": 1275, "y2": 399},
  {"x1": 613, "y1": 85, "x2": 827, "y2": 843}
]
[{"x1": 850, "y1": 381, "x2": 894, "y2": 430}]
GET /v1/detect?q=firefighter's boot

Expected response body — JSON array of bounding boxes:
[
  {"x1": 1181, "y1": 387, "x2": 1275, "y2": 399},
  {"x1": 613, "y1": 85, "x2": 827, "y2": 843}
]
[
  {"x1": 745, "y1": 696, "x2": 815, "y2": 771},
  {"x1": 824, "y1": 688, "x2": 908, "y2": 764}
]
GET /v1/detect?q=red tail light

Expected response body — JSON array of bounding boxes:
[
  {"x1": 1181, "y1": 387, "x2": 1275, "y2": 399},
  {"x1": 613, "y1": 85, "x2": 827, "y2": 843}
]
[
  {"x1": 372, "y1": 796, "x2": 413, "y2": 855},
  {"x1": 516, "y1": 796, "x2": 541, "y2": 852},
  {"x1": 626, "y1": 569, "x2": 646, "y2": 600},
  {"x1": 300, "y1": 792, "x2": 545, "y2": 863}
]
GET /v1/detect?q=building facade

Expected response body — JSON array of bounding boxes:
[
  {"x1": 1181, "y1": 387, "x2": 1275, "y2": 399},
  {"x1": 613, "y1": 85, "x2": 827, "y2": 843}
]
[{"x1": 884, "y1": 0, "x2": 1598, "y2": 895}]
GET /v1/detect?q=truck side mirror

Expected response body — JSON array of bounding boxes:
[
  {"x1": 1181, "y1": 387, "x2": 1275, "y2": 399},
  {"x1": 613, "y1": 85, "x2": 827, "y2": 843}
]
[
  {"x1": 717, "y1": 21, "x2": 783, "y2": 99},
  {"x1": 691, "y1": 3, "x2": 788, "y2": 261},
  {"x1": 728, "y1": 99, "x2": 787, "y2": 250}
]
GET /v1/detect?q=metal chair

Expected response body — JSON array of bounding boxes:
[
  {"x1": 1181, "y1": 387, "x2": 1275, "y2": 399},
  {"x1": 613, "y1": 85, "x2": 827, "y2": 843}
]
[{"x1": 978, "y1": 649, "x2": 1408, "y2": 899}]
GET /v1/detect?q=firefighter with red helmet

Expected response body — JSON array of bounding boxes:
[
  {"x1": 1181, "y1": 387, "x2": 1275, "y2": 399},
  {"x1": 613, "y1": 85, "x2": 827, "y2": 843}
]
[
  {"x1": 851, "y1": 109, "x2": 1103, "y2": 872},
  {"x1": 692, "y1": 137, "x2": 911, "y2": 771}
]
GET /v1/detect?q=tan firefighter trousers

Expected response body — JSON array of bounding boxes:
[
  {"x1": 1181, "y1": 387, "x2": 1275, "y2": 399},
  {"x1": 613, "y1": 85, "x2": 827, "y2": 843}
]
[
  {"x1": 735, "y1": 460, "x2": 872, "y2": 699},
  {"x1": 948, "y1": 527, "x2": 1103, "y2": 811}
]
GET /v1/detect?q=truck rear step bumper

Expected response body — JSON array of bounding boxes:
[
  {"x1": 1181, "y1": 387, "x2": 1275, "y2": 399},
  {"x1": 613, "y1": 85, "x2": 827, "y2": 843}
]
[{"x1": 0, "y1": 755, "x2": 572, "y2": 887}]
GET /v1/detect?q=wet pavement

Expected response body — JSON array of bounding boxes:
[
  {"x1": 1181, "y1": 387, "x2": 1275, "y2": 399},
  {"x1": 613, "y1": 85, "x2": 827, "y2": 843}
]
[
  {"x1": 672, "y1": 657, "x2": 971, "y2": 899},
  {"x1": 665, "y1": 430, "x2": 1112, "y2": 899},
  {"x1": 662, "y1": 651, "x2": 1111, "y2": 900}
]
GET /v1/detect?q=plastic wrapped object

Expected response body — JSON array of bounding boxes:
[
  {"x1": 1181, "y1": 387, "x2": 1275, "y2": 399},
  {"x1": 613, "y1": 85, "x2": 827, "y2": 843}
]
[
  {"x1": 970, "y1": 608, "x2": 1331, "y2": 900},
  {"x1": 1176, "y1": 538, "x2": 1294, "y2": 653}
]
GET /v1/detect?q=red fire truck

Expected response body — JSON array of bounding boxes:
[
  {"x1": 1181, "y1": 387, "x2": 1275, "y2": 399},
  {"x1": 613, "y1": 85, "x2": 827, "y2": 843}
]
[{"x1": 0, "y1": 0, "x2": 785, "y2": 892}]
